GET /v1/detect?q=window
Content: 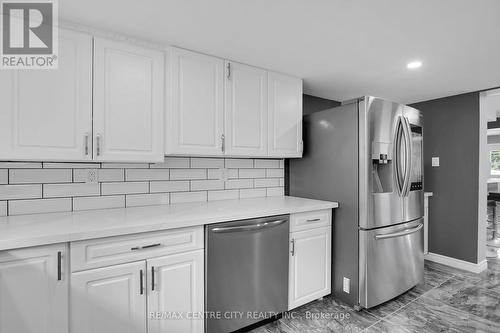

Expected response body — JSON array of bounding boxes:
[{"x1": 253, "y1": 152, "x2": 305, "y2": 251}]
[{"x1": 491, "y1": 150, "x2": 500, "y2": 176}]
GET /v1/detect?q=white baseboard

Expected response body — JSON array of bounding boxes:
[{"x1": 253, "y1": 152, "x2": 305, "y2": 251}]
[{"x1": 425, "y1": 252, "x2": 487, "y2": 274}]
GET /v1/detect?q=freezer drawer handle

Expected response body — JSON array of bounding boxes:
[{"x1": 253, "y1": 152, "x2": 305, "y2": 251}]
[
  {"x1": 374, "y1": 223, "x2": 423, "y2": 240},
  {"x1": 211, "y1": 219, "x2": 287, "y2": 233}
]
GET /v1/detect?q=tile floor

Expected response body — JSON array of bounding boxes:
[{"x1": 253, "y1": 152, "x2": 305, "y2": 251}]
[{"x1": 249, "y1": 257, "x2": 500, "y2": 333}]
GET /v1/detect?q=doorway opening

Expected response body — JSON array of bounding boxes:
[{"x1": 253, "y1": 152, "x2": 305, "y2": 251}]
[{"x1": 482, "y1": 89, "x2": 500, "y2": 259}]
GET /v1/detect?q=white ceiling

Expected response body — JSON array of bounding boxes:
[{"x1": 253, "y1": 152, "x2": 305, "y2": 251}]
[{"x1": 60, "y1": 0, "x2": 500, "y2": 104}]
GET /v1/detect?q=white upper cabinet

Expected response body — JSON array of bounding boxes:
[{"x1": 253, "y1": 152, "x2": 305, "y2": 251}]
[
  {"x1": 268, "y1": 72, "x2": 303, "y2": 157},
  {"x1": 0, "y1": 29, "x2": 93, "y2": 161},
  {"x1": 93, "y1": 38, "x2": 164, "y2": 162},
  {"x1": 166, "y1": 47, "x2": 224, "y2": 156},
  {"x1": 0, "y1": 244, "x2": 68, "y2": 333},
  {"x1": 224, "y1": 61, "x2": 268, "y2": 156}
]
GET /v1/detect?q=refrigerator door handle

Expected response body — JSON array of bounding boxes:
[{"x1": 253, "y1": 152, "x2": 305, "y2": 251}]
[
  {"x1": 394, "y1": 117, "x2": 405, "y2": 196},
  {"x1": 402, "y1": 117, "x2": 413, "y2": 197}
]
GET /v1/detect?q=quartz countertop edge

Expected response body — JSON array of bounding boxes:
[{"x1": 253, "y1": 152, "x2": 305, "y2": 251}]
[{"x1": 0, "y1": 196, "x2": 338, "y2": 251}]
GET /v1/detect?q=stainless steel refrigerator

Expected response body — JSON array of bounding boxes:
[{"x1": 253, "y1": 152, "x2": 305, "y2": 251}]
[{"x1": 290, "y1": 96, "x2": 424, "y2": 308}]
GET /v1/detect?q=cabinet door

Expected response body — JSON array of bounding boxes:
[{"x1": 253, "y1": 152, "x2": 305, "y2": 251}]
[
  {"x1": 93, "y1": 38, "x2": 164, "y2": 162},
  {"x1": 224, "y1": 61, "x2": 268, "y2": 157},
  {"x1": 71, "y1": 261, "x2": 146, "y2": 333},
  {"x1": 0, "y1": 29, "x2": 92, "y2": 161},
  {"x1": 167, "y1": 47, "x2": 224, "y2": 156},
  {"x1": 289, "y1": 227, "x2": 331, "y2": 310},
  {"x1": 0, "y1": 244, "x2": 68, "y2": 333},
  {"x1": 147, "y1": 250, "x2": 204, "y2": 333},
  {"x1": 268, "y1": 72, "x2": 303, "y2": 158}
]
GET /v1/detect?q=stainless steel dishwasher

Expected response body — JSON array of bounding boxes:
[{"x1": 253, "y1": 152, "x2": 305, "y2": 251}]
[{"x1": 205, "y1": 215, "x2": 289, "y2": 333}]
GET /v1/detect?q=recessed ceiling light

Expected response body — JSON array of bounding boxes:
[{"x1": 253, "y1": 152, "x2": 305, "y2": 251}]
[{"x1": 407, "y1": 61, "x2": 422, "y2": 69}]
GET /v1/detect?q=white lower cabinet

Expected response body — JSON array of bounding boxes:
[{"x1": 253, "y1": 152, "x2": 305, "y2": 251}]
[
  {"x1": 147, "y1": 250, "x2": 204, "y2": 333},
  {"x1": 288, "y1": 212, "x2": 331, "y2": 310},
  {"x1": 0, "y1": 244, "x2": 68, "y2": 333},
  {"x1": 70, "y1": 261, "x2": 147, "y2": 333},
  {"x1": 70, "y1": 226, "x2": 204, "y2": 333}
]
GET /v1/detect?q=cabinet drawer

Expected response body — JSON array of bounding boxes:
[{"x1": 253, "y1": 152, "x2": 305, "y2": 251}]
[
  {"x1": 290, "y1": 209, "x2": 331, "y2": 232},
  {"x1": 71, "y1": 226, "x2": 203, "y2": 272}
]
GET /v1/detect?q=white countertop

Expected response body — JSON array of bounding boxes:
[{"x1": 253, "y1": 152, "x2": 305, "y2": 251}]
[{"x1": 0, "y1": 196, "x2": 338, "y2": 251}]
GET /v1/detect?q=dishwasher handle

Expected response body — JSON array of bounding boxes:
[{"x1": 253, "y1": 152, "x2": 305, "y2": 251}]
[{"x1": 211, "y1": 219, "x2": 287, "y2": 233}]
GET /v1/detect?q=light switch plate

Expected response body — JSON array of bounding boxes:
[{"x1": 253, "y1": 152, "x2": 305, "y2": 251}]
[
  {"x1": 343, "y1": 277, "x2": 350, "y2": 293},
  {"x1": 432, "y1": 157, "x2": 440, "y2": 167}
]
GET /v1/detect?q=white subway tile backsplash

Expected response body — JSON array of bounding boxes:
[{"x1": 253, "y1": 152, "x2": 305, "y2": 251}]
[
  {"x1": 254, "y1": 159, "x2": 280, "y2": 168},
  {"x1": 225, "y1": 179, "x2": 253, "y2": 189},
  {"x1": 208, "y1": 190, "x2": 239, "y2": 201},
  {"x1": 254, "y1": 178, "x2": 280, "y2": 188},
  {"x1": 9, "y1": 169, "x2": 72, "y2": 184},
  {"x1": 266, "y1": 168, "x2": 284, "y2": 178},
  {"x1": 191, "y1": 158, "x2": 224, "y2": 168},
  {"x1": 0, "y1": 201, "x2": 6, "y2": 216},
  {"x1": 8, "y1": 198, "x2": 72, "y2": 215},
  {"x1": 73, "y1": 195, "x2": 125, "y2": 211},
  {"x1": 240, "y1": 188, "x2": 266, "y2": 199},
  {"x1": 239, "y1": 168, "x2": 266, "y2": 179},
  {"x1": 44, "y1": 183, "x2": 100, "y2": 198},
  {"x1": 150, "y1": 181, "x2": 189, "y2": 193},
  {"x1": 43, "y1": 162, "x2": 100, "y2": 169},
  {"x1": 170, "y1": 191, "x2": 207, "y2": 204},
  {"x1": 101, "y1": 182, "x2": 149, "y2": 195},
  {"x1": 0, "y1": 162, "x2": 41, "y2": 168},
  {"x1": 207, "y1": 168, "x2": 238, "y2": 180},
  {"x1": 102, "y1": 163, "x2": 149, "y2": 169},
  {"x1": 225, "y1": 158, "x2": 253, "y2": 168},
  {"x1": 191, "y1": 180, "x2": 224, "y2": 191},
  {"x1": 0, "y1": 185, "x2": 42, "y2": 200},
  {"x1": 125, "y1": 169, "x2": 169, "y2": 181},
  {"x1": 150, "y1": 157, "x2": 190, "y2": 169},
  {"x1": 0, "y1": 157, "x2": 284, "y2": 216},
  {"x1": 267, "y1": 187, "x2": 284, "y2": 197},
  {"x1": 0, "y1": 170, "x2": 7, "y2": 184},
  {"x1": 73, "y1": 169, "x2": 124, "y2": 183},
  {"x1": 170, "y1": 169, "x2": 206, "y2": 180},
  {"x1": 126, "y1": 193, "x2": 169, "y2": 207}
]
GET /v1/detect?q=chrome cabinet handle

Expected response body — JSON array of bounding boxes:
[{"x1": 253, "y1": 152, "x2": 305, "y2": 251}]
[
  {"x1": 375, "y1": 223, "x2": 423, "y2": 240},
  {"x1": 95, "y1": 134, "x2": 101, "y2": 156},
  {"x1": 131, "y1": 243, "x2": 161, "y2": 251},
  {"x1": 306, "y1": 218, "x2": 321, "y2": 222},
  {"x1": 139, "y1": 269, "x2": 144, "y2": 295},
  {"x1": 57, "y1": 251, "x2": 62, "y2": 281},
  {"x1": 221, "y1": 134, "x2": 225, "y2": 153},
  {"x1": 211, "y1": 219, "x2": 287, "y2": 233},
  {"x1": 151, "y1": 266, "x2": 155, "y2": 291},
  {"x1": 291, "y1": 238, "x2": 295, "y2": 256},
  {"x1": 84, "y1": 134, "x2": 89, "y2": 156}
]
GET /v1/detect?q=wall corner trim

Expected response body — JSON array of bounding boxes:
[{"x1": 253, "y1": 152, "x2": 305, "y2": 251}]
[{"x1": 425, "y1": 252, "x2": 487, "y2": 273}]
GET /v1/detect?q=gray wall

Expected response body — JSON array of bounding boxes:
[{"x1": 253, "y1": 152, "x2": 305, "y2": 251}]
[
  {"x1": 285, "y1": 94, "x2": 341, "y2": 195},
  {"x1": 411, "y1": 92, "x2": 480, "y2": 264}
]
